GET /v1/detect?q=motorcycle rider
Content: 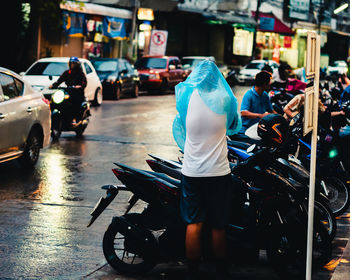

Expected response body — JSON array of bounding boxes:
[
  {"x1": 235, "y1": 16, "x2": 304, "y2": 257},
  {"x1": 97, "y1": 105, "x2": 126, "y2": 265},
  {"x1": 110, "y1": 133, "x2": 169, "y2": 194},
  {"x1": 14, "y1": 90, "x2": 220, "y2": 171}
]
[{"x1": 50, "y1": 56, "x2": 87, "y2": 124}]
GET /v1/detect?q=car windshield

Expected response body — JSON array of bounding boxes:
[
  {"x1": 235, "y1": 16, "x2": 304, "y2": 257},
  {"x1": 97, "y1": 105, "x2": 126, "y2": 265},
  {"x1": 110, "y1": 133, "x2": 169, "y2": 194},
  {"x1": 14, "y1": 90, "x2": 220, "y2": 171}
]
[
  {"x1": 245, "y1": 62, "x2": 265, "y2": 70},
  {"x1": 331, "y1": 61, "x2": 347, "y2": 67},
  {"x1": 182, "y1": 58, "x2": 204, "y2": 68},
  {"x1": 26, "y1": 62, "x2": 68, "y2": 76},
  {"x1": 135, "y1": 58, "x2": 167, "y2": 69},
  {"x1": 92, "y1": 60, "x2": 118, "y2": 72}
]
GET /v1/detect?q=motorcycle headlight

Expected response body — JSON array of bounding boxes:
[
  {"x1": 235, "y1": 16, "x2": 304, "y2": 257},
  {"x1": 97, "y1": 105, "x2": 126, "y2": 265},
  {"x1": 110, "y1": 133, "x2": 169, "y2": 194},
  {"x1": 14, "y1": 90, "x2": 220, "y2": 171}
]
[{"x1": 52, "y1": 90, "x2": 65, "y2": 104}]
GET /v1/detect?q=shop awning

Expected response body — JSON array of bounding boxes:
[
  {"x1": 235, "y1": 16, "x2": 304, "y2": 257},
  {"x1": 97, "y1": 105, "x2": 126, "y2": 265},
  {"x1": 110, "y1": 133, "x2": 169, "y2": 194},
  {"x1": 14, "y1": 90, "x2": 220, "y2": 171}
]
[
  {"x1": 252, "y1": 12, "x2": 294, "y2": 35},
  {"x1": 60, "y1": 1, "x2": 132, "y2": 19},
  {"x1": 177, "y1": 6, "x2": 256, "y2": 25},
  {"x1": 202, "y1": 11, "x2": 256, "y2": 25}
]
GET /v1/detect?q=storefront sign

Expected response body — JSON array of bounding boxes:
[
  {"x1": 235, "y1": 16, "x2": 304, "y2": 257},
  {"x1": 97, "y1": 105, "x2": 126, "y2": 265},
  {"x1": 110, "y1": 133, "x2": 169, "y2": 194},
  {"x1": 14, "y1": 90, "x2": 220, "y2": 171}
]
[
  {"x1": 102, "y1": 17, "x2": 130, "y2": 39},
  {"x1": 259, "y1": 17, "x2": 275, "y2": 31},
  {"x1": 63, "y1": 11, "x2": 86, "y2": 37},
  {"x1": 149, "y1": 30, "x2": 168, "y2": 55},
  {"x1": 137, "y1": 8, "x2": 154, "y2": 21},
  {"x1": 284, "y1": 36, "x2": 292, "y2": 48},
  {"x1": 289, "y1": 0, "x2": 310, "y2": 21}
]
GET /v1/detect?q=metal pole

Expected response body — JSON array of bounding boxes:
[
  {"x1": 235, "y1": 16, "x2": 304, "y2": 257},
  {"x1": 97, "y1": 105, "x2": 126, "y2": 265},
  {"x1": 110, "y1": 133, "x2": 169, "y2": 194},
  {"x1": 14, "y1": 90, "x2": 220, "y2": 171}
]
[
  {"x1": 37, "y1": 16, "x2": 42, "y2": 60},
  {"x1": 305, "y1": 34, "x2": 320, "y2": 280},
  {"x1": 252, "y1": 0, "x2": 262, "y2": 59}
]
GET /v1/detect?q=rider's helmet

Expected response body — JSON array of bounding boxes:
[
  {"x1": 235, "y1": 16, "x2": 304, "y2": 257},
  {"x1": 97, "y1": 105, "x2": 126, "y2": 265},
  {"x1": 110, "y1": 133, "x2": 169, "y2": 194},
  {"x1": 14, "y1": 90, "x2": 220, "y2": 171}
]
[
  {"x1": 69, "y1": 56, "x2": 81, "y2": 69},
  {"x1": 257, "y1": 114, "x2": 289, "y2": 146}
]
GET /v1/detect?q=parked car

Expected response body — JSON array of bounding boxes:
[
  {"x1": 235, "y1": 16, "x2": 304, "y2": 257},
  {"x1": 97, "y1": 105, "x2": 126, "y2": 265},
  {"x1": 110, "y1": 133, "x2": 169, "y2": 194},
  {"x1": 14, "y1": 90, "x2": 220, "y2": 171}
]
[
  {"x1": 134, "y1": 56, "x2": 187, "y2": 93},
  {"x1": 0, "y1": 67, "x2": 51, "y2": 167},
  {"x1": 91, "y1": 58, "x2": 140, "y2": 100},
  {"x1": 21, "y1": 57, "x2": 103, "y2": 106},
  {"x1": 237, "y1": 60, "x2": 279, "y2": 84},
  {"x1": 326, "y1": 60, "x2": 348, "y2": 77},
  {"x1": 181, "y1": 56, "x2": 229, "y2": 77},
  {"x1": 181, "y1": 56, "x2": 215, "y2": 72}
]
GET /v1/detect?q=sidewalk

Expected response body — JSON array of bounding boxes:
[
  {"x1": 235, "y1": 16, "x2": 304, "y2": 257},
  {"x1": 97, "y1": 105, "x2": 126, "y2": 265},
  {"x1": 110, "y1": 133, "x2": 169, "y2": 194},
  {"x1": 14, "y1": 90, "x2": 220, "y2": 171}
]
[{"x1": 331, "y1": 238, "x2": 350, "y2": 280}]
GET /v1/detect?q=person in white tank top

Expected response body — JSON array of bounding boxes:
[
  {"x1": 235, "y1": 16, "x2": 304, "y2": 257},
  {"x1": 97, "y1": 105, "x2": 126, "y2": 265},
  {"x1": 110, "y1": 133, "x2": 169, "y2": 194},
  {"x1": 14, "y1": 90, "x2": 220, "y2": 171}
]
[{"x1": 181, "y1": 90, "x2": 239, "y2": 279}]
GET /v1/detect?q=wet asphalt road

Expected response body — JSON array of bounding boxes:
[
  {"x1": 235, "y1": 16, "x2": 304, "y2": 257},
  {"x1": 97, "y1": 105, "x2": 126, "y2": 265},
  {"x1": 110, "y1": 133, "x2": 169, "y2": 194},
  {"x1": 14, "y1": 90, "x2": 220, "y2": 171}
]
[{"x1": 0, "y1": 87, "x2": 349, "y2": 279}]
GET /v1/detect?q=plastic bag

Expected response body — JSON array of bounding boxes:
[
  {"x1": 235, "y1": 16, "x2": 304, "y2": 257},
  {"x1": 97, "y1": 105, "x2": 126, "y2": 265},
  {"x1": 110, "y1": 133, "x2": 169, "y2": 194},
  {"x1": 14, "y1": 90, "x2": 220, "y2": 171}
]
[{"x1": 172, "y1": 60, "x2": 241, "y2": 150}]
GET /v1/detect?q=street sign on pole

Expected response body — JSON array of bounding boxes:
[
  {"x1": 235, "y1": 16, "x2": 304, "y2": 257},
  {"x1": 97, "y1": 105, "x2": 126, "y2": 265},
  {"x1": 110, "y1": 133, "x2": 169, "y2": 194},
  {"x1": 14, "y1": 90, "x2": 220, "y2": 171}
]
[
  {"x1": 304, "y1": 31, "x2": 321, "y2": 280},
  {"x1": 149, "y1": 30, "x2": 168, "y2": 56}
]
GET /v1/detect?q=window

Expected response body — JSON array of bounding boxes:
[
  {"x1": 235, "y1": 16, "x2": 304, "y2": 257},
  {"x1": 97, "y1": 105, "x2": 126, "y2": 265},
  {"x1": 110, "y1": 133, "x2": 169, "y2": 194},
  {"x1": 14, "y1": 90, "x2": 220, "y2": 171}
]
[
  {"x1": 84, "y1": 63, "x2": 93, "y2": 74},
  {"x1": 26, "y1": 62, "x2": 68, "y2": 76},
  {"x1": 14, "y1": 77, "x2": 24, "y2": 96},
  {"x1": 135, "y1": 58, "x2": 167, "y2": 69},
  {"x1": 119, "y1": 61, "x2": 128, "y2": 73},
  {"x1": 92, "y1": 60, "x2": 118, "y2": 72},
  {"x1": 0, "y1": 73, "x2": 21, "y2": 100},
  {"x1": 125, "y1": 61, "x2": 134, "y2": 73}
]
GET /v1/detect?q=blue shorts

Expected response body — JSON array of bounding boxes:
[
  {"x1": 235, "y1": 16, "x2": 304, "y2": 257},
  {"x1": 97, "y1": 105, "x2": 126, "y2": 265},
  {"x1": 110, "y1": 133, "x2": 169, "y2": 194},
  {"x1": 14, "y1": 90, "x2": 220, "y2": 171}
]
[{"x1": 180, "y1": 174, "x2": 233, "y2": 229}]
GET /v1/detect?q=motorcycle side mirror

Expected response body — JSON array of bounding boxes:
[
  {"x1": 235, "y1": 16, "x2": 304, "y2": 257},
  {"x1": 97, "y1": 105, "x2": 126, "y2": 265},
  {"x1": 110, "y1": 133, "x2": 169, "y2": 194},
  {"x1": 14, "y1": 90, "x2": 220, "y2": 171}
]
[{"x1": 246, "y1": 144, "x2": 256, "y2": 153}]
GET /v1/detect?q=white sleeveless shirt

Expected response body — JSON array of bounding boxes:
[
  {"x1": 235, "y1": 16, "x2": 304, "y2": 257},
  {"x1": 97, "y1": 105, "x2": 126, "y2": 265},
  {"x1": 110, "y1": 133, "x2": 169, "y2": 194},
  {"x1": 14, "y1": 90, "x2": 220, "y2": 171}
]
[{"x1": 181, "y1": 90, "x2": 231, "y2": 177}]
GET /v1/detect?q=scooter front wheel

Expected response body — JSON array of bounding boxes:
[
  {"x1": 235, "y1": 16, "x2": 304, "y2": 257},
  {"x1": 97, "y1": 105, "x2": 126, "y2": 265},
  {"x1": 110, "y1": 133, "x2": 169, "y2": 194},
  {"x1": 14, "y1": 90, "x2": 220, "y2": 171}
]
[
  {"x1": 103, "y1": 215, "x2": 156, "y2": 274},
  {"x1": 51, "y1": 118, "x2": 62, "y2": 140}
]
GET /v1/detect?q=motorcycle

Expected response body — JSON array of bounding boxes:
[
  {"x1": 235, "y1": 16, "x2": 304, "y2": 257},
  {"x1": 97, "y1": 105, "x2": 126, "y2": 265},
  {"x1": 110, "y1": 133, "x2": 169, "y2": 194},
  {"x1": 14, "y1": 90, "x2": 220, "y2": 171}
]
[
  {"x1": 88, "y1": 154, "x2": 332, "y2": 278},
  {"x1": 45, "y1": 86, "x2": 91, "y2": 139},
  {"x1": 147, "y1": 149, "x2": 337, "y2": 242}
]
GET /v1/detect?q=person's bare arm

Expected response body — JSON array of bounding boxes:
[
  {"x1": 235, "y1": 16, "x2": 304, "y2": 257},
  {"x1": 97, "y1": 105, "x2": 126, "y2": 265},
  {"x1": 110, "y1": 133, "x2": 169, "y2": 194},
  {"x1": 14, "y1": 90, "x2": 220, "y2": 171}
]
[{"x1": 241, "y1": 110, "x2": 269, "y2": 119}]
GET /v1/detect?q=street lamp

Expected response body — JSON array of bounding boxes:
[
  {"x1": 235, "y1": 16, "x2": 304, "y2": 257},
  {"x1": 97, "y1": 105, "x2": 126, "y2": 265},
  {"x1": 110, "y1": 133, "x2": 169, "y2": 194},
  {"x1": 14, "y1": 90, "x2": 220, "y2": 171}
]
[{"x1": 334, "y1": 3, "x2": 349, "y2": 14}]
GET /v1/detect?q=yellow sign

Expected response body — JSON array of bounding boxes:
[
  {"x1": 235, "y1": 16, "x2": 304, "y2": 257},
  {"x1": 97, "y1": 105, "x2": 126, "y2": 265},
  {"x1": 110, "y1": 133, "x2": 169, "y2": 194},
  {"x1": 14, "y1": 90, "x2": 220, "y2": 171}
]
[{"x1": 137, "y1": 8, "x2": 154, "y2": 21}]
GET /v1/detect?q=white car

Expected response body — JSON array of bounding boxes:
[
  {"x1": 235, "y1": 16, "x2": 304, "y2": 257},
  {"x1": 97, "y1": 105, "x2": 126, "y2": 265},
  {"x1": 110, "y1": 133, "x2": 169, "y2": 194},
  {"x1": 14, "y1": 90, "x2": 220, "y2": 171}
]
[
  {"x1": 0, "y1": 67, "x2": 51, "y2": 167},
  {"x1": 181, "y1": 56, "x2": 216, "y2": 71},
  {"x1": 21, "y1": 57, "x2": 103, "y2": 106},
  {"x1": 326, "y1": 60, "x2": 348, "y2": 76},
  {"x1": 237, "y1": 60, "x2": 279, "y2": 84}
]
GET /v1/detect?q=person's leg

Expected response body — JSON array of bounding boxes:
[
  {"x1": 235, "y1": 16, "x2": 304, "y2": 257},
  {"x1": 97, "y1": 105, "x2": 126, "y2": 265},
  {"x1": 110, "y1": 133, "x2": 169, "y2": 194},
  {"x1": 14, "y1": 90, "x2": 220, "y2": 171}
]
[
  {"x1": 186, "y1": 222, "x2": 203, "y2": 279},
  {"x1": 186, "y1": 222, "x2": 204, "y2": 260},
  {"x1": 204, "y1": 175, "x2": 233, "y2": 279},
  {"x1": 211, "y1": 228, "x2": 227, "y2": 259},
  {"x1": 212, "y1": 228, "x2": 230, "y2": 279},
  {"x1": 180, "y1": 175, "x2": 205, "y2": 279}
]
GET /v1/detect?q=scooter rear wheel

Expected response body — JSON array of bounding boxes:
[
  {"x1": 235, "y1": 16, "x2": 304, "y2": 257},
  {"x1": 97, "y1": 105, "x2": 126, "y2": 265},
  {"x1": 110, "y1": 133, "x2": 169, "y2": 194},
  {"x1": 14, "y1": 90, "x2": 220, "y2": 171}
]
[{"x1": 103, "y1": 215, "x2": 156, "y2": 274}]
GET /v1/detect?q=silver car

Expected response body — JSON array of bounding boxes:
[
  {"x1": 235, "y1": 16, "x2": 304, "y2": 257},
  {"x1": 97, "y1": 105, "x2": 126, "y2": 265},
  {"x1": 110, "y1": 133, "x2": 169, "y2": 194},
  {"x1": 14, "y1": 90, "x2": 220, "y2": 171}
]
[{"x1": 0, "y1": 67, "x2": 51, "y2": 167}]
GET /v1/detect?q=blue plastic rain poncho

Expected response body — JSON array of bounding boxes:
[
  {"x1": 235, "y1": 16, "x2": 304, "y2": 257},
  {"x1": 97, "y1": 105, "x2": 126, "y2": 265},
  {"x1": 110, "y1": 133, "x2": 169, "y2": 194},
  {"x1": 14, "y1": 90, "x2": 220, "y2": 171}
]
[{"x1": 172, "y1": 60, "x2": 242, "y2": 151}]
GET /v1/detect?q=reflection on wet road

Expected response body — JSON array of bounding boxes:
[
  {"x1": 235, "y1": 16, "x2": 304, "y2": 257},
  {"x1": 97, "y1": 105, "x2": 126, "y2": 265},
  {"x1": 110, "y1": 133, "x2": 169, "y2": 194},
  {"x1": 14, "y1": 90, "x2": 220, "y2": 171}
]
[{"x1": 0, "y1": 94, "x2": 182, "y2": 278}]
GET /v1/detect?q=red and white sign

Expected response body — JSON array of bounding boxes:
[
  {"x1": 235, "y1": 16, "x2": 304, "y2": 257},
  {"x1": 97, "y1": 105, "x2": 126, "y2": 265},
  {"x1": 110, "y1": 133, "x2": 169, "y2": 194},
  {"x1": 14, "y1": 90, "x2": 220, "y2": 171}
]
[{"x1": 149, "y1": 30, "x2": 168, "y2": 55}]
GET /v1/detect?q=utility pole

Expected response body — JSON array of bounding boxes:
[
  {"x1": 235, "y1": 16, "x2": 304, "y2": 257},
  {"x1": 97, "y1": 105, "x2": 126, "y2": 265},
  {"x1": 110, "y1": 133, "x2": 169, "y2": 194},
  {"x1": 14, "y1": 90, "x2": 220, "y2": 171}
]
[
  {"x1": 127, "y1": 0, "x2": 140, "y2": 62},
  {"x1": 252, "y1": 0, "x2": 262, "y2": 60}
]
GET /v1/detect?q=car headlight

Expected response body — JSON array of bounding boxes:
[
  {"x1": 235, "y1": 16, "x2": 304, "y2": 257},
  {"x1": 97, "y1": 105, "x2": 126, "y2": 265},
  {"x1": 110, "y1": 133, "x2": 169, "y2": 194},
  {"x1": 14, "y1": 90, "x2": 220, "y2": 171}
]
[
  {"x1": 52, "y1": 90, "x2": 65, "y2": 104},
  {"x1": 149, "y1": 73, "x2": 160, "y2": 79},
  {"x1": 106, "y1": 75, "x2": 117, "y2": 83}
]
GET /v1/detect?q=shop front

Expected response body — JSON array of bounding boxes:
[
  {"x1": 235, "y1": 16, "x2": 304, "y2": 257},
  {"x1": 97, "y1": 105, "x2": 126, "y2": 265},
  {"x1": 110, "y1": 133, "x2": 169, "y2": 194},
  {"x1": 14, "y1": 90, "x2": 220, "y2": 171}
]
[
  {"x1": 252, "y1": 12, "x2": 297, "y2": 68},
  {"x1": 57, "y1": 1, "x2": 132, "y2": 59},
  {"x1": 292, "y1": 21, "x2": 330, "y2": 68}
]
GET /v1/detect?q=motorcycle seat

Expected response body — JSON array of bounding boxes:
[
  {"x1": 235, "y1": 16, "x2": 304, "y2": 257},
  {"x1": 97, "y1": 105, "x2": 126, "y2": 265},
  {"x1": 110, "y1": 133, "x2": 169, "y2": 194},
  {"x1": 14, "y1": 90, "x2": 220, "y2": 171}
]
[
  {"x1": 227, "y1": 140, "x2": 251, "y2": 150},
  {"x1": 144, "y1": 170, "x2": 181, "y2": 188}
]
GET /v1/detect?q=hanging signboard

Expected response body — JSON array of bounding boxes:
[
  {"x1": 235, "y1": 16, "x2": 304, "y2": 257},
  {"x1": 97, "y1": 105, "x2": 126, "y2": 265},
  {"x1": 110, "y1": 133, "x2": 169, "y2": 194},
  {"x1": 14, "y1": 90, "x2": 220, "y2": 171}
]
[
  {"x1": 289, "y1": 0, "x2": 310, "y2": 21},
  {"x1": 149, "y1": 30, "x2": 168, "y2": 56},
  {"x1": 63, "y1": 11, "x2": 86, "y2": 37},
  {"x1": 102, "y1": 17, "x2": 130, "y2": 39}
]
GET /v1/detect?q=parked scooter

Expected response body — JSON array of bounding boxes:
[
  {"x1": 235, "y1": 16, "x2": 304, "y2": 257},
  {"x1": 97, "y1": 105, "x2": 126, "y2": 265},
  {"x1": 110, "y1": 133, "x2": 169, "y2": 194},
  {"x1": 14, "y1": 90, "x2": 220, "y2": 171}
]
[
  {"x1": 88, "y1": 154, "x2": 332, "y2": 278},
  {"x1": 45, "y1": 86, "x2": 91, "y2": 139}
]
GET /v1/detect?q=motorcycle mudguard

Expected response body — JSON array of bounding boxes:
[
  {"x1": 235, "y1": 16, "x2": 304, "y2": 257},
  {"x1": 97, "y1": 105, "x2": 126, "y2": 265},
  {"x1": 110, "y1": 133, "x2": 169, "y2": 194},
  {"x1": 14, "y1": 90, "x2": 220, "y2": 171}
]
[
  {"x1": 87, "y1": 185, "x2": 119, "y2": 227},
  {"x1": 51, "y1": 109, "x2": 61, "y2": 118},
  {"x1": 109, "y1": 215, "x2": 159, "y2": 259}
]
